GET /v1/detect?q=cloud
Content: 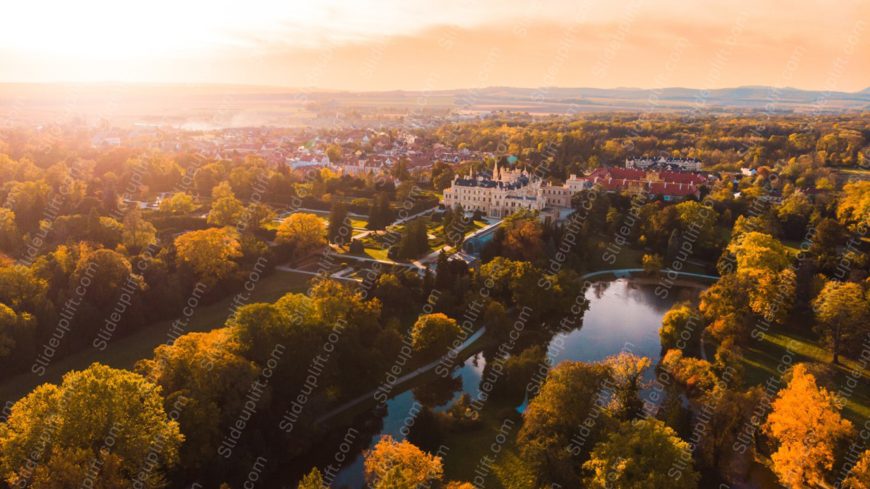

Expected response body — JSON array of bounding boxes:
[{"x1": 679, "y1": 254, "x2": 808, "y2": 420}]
[{"x1": 0, "y1": 0, "x2": 867, "y2": 90}]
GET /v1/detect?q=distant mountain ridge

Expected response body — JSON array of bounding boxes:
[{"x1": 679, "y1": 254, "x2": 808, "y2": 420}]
[
  {"x1": 373, "y1": 85, "x2": 870, "y2": 112},
  {"x1": 0, "y1": 83, "x2": 866, "y2": 128}
]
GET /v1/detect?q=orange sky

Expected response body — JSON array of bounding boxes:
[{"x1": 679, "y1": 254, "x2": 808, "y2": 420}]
[{"x1": 1, "y1": 0, "x2": 868, "y2": 91}]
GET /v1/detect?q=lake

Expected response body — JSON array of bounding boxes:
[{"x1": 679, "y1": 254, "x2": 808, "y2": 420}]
[{"x1": 309, "y1": 278, "x2": 701, "y2": 488}]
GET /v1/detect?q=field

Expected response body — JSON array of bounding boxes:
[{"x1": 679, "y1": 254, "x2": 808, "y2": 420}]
[{"x1": 0, "y1": 270, "x2": 313, "y2": 405}]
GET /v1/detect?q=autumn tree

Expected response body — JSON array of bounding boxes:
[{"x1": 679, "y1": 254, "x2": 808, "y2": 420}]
[
  {"x1": 813, "y1": 281, "x2": 870, "y2": 364},
  {"x1": 583, "y1": 418, "x2": 699, "y2": 489},
  {"x1": 411, "y1": 313, "x2": 461, "y2": 362},
  {"x1": 659, "y1": 303, "x2": 700, "y2": 351},
  {"x1": 136, "y1": 329, "x2": 259, "y2": 472},
  {"x1": 297, "y1": 467, "x2": 324, "y2": 489},
  {"x1": 0, "y1": 208, "x2": 19, "y2": 253},
  {"x1": 0, "y1": 303, "x2": 34, "y2": 368},
  {"x1": 843, "y1": 450, "x2": 870, "y2": 489},
  {"x1": 660, "y1": 349, "x2": 718, "y2": 396},
  {"x1": 207, "y1": 182, "x2": 244, "y2": 227},
  {"x1": 121, "y1": 207, "x2": 157, "y2": 253},
  {"x1": 718, "y1": 232, "x2": 796, "y2": 325},
  {"x1": 695, "y1": 385, "x2": 764, "y2": 483},
  {"x1": 276, "y1": 213, "x2": 327, "y2": 257},
  {"x1": 364, "y1": 436, "x2": 443, "y2": 489},
  {"x1": 517, "y1": 361, "x2": 615, "y2": 487},
  {"x1": 175, "y1": 227, "x2": 242, "y2": 283},
  {"x1": 764, "y1": 363, "x2": 853, "y2": 488},
  {"x1": 603, "y1": 352, "x2": 650, "y2": 419},
  {"x1": 240, "y1": 202, "x2": 275, "y2": 233},
  {"x1": 0, "y1": 363, "x2": 183, "y2": 489},
  {"x1": 502, "y1": 213, "x2": 544, "y2": 261},
  {"x1": 726, "y1": 231, "x2": 790, "y2": 273},
  {"x1": 675, "y1": 200, "x2": 719, "y2": 252},
  {"x1": 836, "y1": 181, "x2": 870, "y2": 232},
  {"x1": 193, "y1": 163, "x2": 224, "y2": 196},
  {"x1": 159, "y1": 192, "x2": 197, "y2": 215}
]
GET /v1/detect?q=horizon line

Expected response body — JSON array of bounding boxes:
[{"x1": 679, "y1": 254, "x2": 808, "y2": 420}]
[{"x1": 0, "y1": 81, "x2": 867, "y2": 95}]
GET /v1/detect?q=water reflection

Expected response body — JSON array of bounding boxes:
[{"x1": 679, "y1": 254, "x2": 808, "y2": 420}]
[{"x1": 304, "y1": 279, "x2": 699, "y2": 488}]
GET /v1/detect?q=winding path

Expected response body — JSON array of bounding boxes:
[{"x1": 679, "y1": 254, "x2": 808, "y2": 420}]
[
  {"x1": 578, "y1": 268, "x2": 719, "y2": 281},
  {"x1": 315, "y1": 327, "x2": 487, "y2": 426}
]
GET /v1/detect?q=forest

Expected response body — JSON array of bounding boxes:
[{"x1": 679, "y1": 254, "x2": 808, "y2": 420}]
[{"x1": 0, "y1": 113, "x2": 867, "y2": 489}]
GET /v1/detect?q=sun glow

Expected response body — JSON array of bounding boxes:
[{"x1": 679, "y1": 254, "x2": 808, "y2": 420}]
[{"x1": 0, "y1": 0, "x2": 866, "y2": 89}]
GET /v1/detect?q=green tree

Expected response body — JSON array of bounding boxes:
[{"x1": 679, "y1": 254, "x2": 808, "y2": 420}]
[
  {"x1": 812, "y1": 281, "x2": 870, "y2": 364},
  {"x1": 0, "y1": 208, "x2": 20, "y2": 253},
  {"x1": 136, "y1": 328, "x2": 259, "y2": 472},
  {"x1": 121, "y1": 207, "x2": 157, "y2": 252},
  {"x1": 207, "y1": 182, "x2": 244, "y2": 226},
  {"x1": 328, "y1": 203, "x2": 352, "y2": 245},
  {"x1": 410, "y1": 313, "x2": 461, "y2": 362},
  {"x1": 582, "y1": 418, "x2": 700, "y2": 489},
  {"x1": 397, "y1": 218, "x2": 430, "y2": 259},
  {"x1": 0, "y1": 303, "x2": 34, "y2": 367},
  {"x1": 659, "y1": 303, "x2": 700, "y2": 351},
  {"x1": 367, "y1": 193, "x2": 393, "y2": 231},
  {"x1": 675, "y1": 200, "x2": 719, "y2": 251},
  {"x1": 0, "y1": 363, "x2": 183, "y2": 489},
  {"x1": 517, "y1": 361, "x2": 615, "y2": 487}
]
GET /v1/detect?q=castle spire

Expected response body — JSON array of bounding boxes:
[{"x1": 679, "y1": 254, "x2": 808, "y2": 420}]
[{"x1": 493, "y1": 159, "x2": 499, "y2": 181}]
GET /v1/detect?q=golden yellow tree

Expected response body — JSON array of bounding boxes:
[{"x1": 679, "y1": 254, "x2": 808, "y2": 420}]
[
  {"x1": 836, "y1": 181, "x2": 870, "y2": 232},
  {"x1": 276, "y1": 213, "x2": 327, "y2": 257},
  {"x1": 764, "y1": 363, "x2": 853, "y2": 488},
  {"x1": 843, "y1": 450, "x2": 870, "y2": 489},
  {"x1": 364, "y1": 436, "x2": 443, "y2": 489},
  {"x1": 174, "y1": 227, "x2": 241, "y2": 282}
]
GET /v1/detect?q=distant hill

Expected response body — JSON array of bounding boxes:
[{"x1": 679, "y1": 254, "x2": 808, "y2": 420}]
[{"x1": 0, "y1": 83, "x2": 866, "y2": 128}]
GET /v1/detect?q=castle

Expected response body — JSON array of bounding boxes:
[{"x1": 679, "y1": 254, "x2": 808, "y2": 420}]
[
  {"x1": 441, "y1": 161, "x2": 574, "y2": 219},
  {"x1": 442, "y1": 160, "x2": 709, "y2": 220}
]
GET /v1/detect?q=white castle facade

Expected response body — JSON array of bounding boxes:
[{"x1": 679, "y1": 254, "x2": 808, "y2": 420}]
[
  {"x1": 442, "y1": 160, "x2": 707, "y2": 219},
  {"x1": 441, "y1": 161, "x2": 577, "y2": 219}
]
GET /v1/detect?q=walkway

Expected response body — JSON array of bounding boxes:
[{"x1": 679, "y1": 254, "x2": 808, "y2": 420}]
[{"x1": 579, "y1": 268, "x2": 719, "y2": 281}]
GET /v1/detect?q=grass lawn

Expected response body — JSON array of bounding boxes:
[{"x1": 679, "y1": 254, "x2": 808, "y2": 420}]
[
  {"x1": 439, "y1": 399, "x2": 524, "y2": 489},
  {"x1": 587, "y1": 246, "x2": 645, "y2": 271},
  {"x1": 363, "y1": 247, "x2": 391, "y2": 261},
  {"x1": 740, "y1": 329, "x2": 870, "y2": 422},
  {"x1": 0, "y1": 270, "x2": 313, "y2": 405}
]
